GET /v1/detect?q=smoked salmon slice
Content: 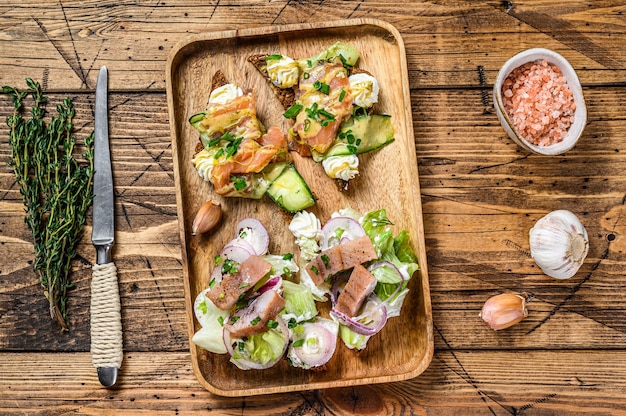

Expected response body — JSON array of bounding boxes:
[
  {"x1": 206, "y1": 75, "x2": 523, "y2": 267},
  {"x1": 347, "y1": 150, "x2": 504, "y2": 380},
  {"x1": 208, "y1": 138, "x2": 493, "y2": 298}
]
[
  {"x1": 210, "y1": 136, "x2": 285, "y2": 192},
  {"x1": 198, "y1": 94, "x2": 262, "y2": 143},
  {"x1": 293, "y1": 59, "x2": 353, "y2": 154},
  {"x1": 258, "y1": 126, "x2": 288, "y2": 151},
  {"x1": 198, "y1": 94, "x2": 292, "y2": 195}
]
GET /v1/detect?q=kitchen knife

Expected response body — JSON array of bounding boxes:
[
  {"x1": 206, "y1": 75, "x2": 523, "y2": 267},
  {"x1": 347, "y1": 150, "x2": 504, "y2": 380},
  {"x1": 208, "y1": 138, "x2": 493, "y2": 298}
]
[{"x1": 91, "y1": 66, "x2": 123, "y2": 387}]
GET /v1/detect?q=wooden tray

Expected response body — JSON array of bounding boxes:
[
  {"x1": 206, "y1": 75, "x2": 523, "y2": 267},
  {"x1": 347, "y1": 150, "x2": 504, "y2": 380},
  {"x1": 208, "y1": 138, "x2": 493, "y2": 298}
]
[{"x1": 166, "y1": 18, "x2": 433, "y2": 397}]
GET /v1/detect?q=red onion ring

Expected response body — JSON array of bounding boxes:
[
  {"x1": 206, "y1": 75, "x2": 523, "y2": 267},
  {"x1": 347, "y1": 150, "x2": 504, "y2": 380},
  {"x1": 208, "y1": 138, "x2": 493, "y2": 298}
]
[
  {"x1": 329, "y1": 273, "x2": 349, "y2": 306},
  {"x1": 291, "y1": 320, "x2": 338, "y2": 368},
  {"x1": 223, "y1": 316, "x2": 289, "y2": 370},
  {"x1": 258, "y1": 276, "x2": 283, "y2": 294},
  {"x1": 320, "y1": 216, "x2": 366, "y2": 250},
  {"x1": 339, "y1": 236, "x2": 352, "y2": 245},
  {"x1": 330, "y1": 303, "x2": 388, "y2": 336},
  {"x1": 236, "y1": 218, "x2": 269, "y2": 255},
  {"x1": 221, "y1": 240, "x2": 254, "y2": 263}
]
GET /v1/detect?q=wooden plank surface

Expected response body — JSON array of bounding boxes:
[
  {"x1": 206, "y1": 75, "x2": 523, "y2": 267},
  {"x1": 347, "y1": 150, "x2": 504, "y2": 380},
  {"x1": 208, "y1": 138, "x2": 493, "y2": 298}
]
[
  {"x1": 1, "y1": 1, "x2": 625, "y2": 90},
  {"x1": 2, "y1": 0, "x2": 626, "y2": 414},
  {"x1": 2, "y1": 351, "x2": 626, "y2": 415}
]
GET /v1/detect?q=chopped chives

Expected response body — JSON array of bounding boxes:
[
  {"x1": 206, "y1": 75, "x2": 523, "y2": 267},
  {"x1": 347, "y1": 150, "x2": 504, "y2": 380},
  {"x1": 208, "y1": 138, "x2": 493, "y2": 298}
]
[
  {"x1": 265, "y1": 54, "x2": 283, "y2": 61},
  {"x1": 313, "y1": 81, "x2": 330, "y2": 94},
  {"x1": 283, "y1": 103, "x2": 303, "y2": 119}
]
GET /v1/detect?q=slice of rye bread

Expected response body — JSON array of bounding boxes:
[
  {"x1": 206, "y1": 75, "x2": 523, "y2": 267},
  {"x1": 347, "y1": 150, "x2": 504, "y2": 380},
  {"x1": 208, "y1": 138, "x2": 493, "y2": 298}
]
[
  {"x1": 194, "y1": 70, "x2": 230, "y2": 154},
  {"x1": 247, "y1": 54, "x2": 296, "y2": 110},
  {"x1": 211, "y1": 69, "x2": 229, "y2": 92}
]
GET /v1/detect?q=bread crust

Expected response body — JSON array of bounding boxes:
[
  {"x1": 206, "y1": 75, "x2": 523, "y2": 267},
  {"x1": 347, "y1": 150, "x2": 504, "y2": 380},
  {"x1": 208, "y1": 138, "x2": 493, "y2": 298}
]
[
  {"x1": 247, "y1": 54, "x2": 296, "y2": 110},
  {"x1": 211, "y1": 70, "x2": 228, "y2": 92}
]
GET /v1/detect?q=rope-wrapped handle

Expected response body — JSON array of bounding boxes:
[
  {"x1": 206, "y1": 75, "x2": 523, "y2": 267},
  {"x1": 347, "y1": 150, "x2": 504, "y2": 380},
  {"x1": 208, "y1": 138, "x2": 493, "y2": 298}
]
[{"x1": 90, "y1": 262, "x2": 123, "y2": 370}]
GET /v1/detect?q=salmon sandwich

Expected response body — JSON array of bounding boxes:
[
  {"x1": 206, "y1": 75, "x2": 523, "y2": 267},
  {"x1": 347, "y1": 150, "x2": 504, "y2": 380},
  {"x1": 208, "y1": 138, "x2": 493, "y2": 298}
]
[{"x1": 189, "y1": 71, "x2": 315, "y2": 213}]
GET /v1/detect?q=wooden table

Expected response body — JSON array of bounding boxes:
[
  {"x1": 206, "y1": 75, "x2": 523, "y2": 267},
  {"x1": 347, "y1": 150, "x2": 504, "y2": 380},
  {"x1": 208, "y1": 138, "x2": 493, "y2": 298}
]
[{"x1": 2, "y1": 1, "x2": 626, "y2": 414}]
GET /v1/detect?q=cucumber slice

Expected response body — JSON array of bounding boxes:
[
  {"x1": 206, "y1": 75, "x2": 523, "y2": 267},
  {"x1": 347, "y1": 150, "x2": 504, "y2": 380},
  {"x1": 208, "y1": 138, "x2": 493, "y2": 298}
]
[
  {"x1": 189, "y1": 112, "x2": 213, "y2": 147},
  {"x1": 266, "y1": 163, "x2": 316, "y2": 213},
  {"x1": 298, "y1": 42, "x2": 360, "y2": 69},
  {"x1": 189, "y1": 112, "x2": 206, "y2": 126},
  {"x1": 311, "y1": 114, "x2": 395, "y2": 162},
  {"x1": 263, "y1": 161, "x2": 289, "y2": 183}
]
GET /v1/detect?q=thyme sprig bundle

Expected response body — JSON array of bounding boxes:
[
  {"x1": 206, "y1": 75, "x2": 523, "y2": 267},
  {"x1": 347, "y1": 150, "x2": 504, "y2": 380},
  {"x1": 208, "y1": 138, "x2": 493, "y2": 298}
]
[{"x1": 3, "y1": 79, "x2": 94, "y2": 331}]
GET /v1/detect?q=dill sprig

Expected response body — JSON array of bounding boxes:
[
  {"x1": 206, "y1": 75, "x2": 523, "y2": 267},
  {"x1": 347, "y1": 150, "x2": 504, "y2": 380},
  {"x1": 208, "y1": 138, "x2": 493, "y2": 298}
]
[{"x1": 3, "y1": 79, "x2": 94, "y2": 331}]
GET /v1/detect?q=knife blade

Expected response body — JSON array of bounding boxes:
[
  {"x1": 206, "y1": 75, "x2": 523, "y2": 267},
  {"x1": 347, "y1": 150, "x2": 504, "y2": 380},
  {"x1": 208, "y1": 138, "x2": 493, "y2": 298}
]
[{"x1": 91, "y1": 66, "x2": 123, "y2": 388}]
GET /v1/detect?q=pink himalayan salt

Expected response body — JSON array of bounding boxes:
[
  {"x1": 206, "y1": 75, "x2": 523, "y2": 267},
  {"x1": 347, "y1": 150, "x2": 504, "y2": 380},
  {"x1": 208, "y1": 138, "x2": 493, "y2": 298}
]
[{"x1": 501, "y1": 59, "x2": 576, "y2": 147}]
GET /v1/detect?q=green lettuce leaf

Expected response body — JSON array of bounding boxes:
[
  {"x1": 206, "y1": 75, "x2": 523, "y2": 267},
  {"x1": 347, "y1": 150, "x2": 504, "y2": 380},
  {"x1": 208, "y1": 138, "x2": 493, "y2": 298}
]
[
  {"x1": 191, "y1": 296, "x2": 228, "y2": 354},
  {"x1": 281, "y1": 280, "x2": 319, "y2": 322},
  {"x1": 339, "y1": 324, "x2": 370, "y2": 351},
  {"x1": 360, "y1": 209, "x2": 419, "y2": 303},
  {"x1": 243, "y1": 328, "x2": 287, "y2": 365}
]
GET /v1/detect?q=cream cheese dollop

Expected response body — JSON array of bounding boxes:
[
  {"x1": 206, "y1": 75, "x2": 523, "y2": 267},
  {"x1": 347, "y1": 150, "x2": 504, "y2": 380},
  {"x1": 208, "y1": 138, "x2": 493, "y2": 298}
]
[
  {"x1": 289, "y1": 211, "x2": 322, "y2": 241},
  {"x1": 289, "y1": 211, "x2": 322, "y2": 262},
  {"x1": 322, "y1": 155, "x2": 360, "y2": 181},
  {"x1": 267, "y1": 55, "x2": 300, "y2": 89},
  {"x1": 191, "y1": 148, "x2": 216, "y2": 181},
  {"x1": 208, "y1": 83, "x2": 243, "y2": 105},
  {"x1": 348, "y1": 73, "x2": 379, "y2": 108}
]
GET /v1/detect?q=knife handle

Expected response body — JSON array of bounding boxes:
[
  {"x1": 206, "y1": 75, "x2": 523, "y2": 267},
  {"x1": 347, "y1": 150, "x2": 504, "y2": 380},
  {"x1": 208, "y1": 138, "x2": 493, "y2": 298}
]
[{"x1": 90, "y1": 262, "x2": 123, "y2": 386}]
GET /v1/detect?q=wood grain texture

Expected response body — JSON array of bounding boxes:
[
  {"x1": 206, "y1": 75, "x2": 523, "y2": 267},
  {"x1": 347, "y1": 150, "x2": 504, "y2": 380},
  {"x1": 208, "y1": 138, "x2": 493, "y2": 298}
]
[
  {"x1": 2, "y1": 352, "x2": 626, "y2": 415},
  {"x1": 1, "y1": 1, "x2": 625, "y2": 90},
  {"x1": 2, "y1": 0, "x2": 626, "y2": 414}
]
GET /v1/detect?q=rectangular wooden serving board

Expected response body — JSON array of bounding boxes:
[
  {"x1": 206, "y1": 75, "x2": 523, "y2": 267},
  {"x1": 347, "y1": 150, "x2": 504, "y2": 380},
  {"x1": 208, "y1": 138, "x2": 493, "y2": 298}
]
[{"x1": 166, "y1": 18, "x2": 433, "y2": 397}]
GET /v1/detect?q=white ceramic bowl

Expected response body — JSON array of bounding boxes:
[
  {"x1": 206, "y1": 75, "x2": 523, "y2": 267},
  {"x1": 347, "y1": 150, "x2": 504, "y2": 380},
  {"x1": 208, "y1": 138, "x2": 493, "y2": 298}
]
[{"x1": 493, "y1": 48, "x2": 587, "y2": 155}]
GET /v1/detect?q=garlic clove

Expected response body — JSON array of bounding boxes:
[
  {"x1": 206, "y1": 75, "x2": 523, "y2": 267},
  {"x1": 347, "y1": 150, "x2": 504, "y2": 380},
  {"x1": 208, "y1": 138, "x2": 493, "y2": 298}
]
[
  {"x1": 192, "y1": 200, "x2": 222, "y2": 236},
  {"x1": 529, "y1": 210, "x2": 589, "y2": 279},
  {"x1": 479, "y1": 293, "x2": 528, "y2": 331}
]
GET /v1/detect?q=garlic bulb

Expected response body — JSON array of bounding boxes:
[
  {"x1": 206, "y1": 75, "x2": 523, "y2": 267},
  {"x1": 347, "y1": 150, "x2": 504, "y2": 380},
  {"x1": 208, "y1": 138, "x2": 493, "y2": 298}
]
[
  {"x1": 529, "y1": 210, "x2": 589, "y2": 279},
  {"x1": 480, "y1": 293, "x2": 528, "y2": 330}
]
